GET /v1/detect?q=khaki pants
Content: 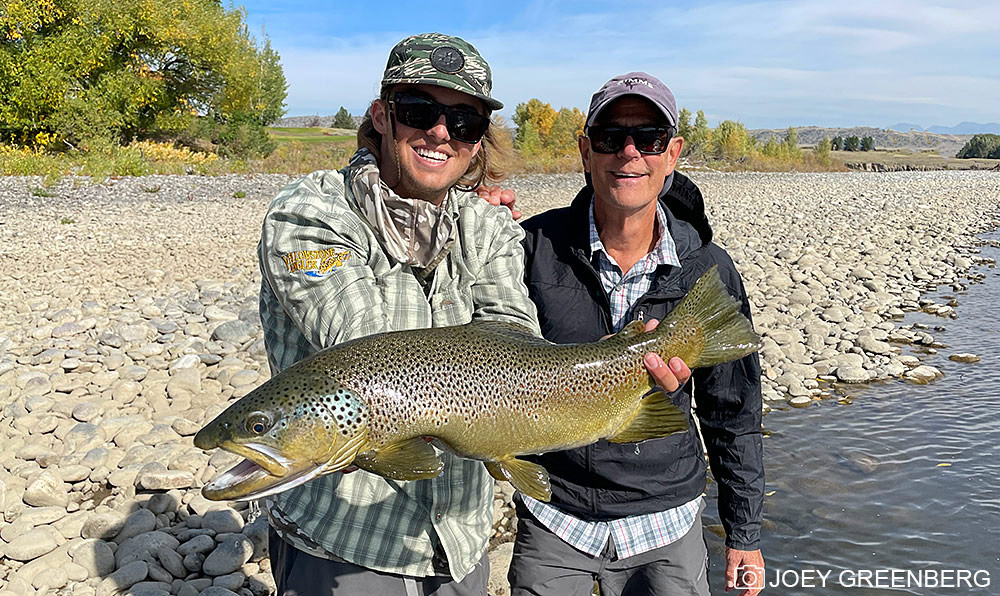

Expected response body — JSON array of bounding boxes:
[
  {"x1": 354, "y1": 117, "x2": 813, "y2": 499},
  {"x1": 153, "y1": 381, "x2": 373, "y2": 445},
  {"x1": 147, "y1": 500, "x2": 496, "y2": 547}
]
[{"x1": 507, "y1": 501, "x2": 710, "y2": 596}]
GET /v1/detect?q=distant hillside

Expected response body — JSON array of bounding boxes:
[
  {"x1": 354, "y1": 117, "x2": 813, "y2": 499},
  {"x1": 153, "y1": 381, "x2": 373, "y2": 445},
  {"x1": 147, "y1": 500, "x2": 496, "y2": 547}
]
[
  {"x1": 888, "y1": 122, "x2": 924, "y2": 132},
  {"x1": 750, "y1": 126, "x2": 973, "y2": 157},
  {"x1": 926, "y1": 122, "x2": 1000, "y2": 135},
  {"x1": 276, "y1": 114, "x2": 364, "y2": 128},
  {"x1": 886, "y1": 122, "x2": 1000, "y2": 135}
]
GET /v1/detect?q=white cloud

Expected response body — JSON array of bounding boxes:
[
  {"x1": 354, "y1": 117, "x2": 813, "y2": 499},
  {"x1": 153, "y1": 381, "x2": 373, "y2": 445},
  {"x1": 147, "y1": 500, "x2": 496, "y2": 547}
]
[{"x1": 267, "y1": 0, "x2": 1000, "y2": 127}]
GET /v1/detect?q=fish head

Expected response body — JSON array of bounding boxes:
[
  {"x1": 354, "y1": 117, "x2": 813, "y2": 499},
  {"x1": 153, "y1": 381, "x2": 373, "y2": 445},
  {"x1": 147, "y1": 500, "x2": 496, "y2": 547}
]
[{"x1": 194, "y1": 365, "x2": 370, "y2": 501}]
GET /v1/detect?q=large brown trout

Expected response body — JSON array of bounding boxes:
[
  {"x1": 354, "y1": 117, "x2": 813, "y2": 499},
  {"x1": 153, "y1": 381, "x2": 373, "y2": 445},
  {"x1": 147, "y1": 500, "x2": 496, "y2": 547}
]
[{"x1": 194, "y1": 265, "x2": 760, "y2": 502}]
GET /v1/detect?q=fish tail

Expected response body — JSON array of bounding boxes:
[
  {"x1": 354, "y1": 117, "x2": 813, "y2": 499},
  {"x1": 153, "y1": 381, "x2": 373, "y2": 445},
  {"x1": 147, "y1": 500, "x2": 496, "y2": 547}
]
[{"x1": 658, "y1": 265, "x2": 761, "y2": 368}]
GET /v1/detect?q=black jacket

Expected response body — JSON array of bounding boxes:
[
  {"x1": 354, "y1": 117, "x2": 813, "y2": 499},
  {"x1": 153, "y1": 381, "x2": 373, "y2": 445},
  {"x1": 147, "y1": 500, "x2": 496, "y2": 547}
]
[{"x1": 520, "y1": 172, "x2": 764, "y2": 550}]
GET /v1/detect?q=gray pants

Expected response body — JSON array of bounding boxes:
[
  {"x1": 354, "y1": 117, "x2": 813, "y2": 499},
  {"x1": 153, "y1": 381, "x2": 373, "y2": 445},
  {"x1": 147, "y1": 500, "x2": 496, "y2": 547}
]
[
  {"x1": 507, "y1": 502, "x2": 710, "y2": 596},
  {"x1": 269, "y1": 528, "x2": 489, "y2": 596}
]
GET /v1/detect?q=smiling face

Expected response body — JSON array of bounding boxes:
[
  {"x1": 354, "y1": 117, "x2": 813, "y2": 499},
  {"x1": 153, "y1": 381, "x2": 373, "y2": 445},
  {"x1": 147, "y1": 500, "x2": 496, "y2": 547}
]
[
  {"x1": 371, "y1": 84, "x2": 486, "y2": 205},
  {"x1": 580, "y1": 96, "x2": 684, "y2": 217}
]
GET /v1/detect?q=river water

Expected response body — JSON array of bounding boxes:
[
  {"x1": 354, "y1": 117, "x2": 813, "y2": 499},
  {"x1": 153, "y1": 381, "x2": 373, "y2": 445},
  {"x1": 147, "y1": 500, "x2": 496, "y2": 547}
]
[{"x1": 704, "y1": 231, "x2": 1000, "y2": 595}]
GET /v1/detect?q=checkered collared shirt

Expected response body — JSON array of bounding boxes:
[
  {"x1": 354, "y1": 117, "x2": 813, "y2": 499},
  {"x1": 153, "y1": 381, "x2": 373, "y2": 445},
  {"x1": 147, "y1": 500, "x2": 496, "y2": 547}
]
[
  {"x1": 522, "y1": 196, "x2": 701, "y2": 559},
  {"x1": 257, "y1": 167, "x2": 540, "y2": 581}
]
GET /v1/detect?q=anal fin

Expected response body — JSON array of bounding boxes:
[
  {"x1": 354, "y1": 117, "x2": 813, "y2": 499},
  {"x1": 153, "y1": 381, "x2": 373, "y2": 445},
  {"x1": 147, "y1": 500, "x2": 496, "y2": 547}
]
[
  {"x1": 353, "y1": 437, "x2": 444, "y2": 481},
  {"x1": 485, "y1": 458, "x2": 551, "y2": 502},
  {"x1": 608, "y1": 390, "x2": 688, "y2": 443}
]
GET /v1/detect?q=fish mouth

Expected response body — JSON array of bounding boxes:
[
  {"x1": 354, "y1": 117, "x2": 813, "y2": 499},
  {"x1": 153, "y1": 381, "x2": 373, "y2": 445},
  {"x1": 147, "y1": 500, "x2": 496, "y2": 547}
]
[
  {"x1": 218, "y1": 441, "x2": 290, "y2": 477},
  {"x1": 201, "y1": 440, "x2": 324, "y2": 502},
  {"x1": 200, "y1": 433, "x2": 371, "y2": 502},
  {"x1": 202, "y1": 457, "x2": 326, "y2": 502}
]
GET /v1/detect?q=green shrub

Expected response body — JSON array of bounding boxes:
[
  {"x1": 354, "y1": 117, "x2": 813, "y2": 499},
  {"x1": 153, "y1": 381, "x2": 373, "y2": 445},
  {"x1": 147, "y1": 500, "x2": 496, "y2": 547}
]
[
  {"x1": 956, "y1": 134, "x2": 1000, "y2": 158},
  {"x1": 333, "y1": 107, "x2": 355, "y2": 129},
  {"x1": 710, "y1": 120, "x2": 754, "y2": 161},
  {"x1": 0, "y1": 0, "x2": 286, "y2": 147},
  {"x1": 815, "y1": 137, "x2": 832, "y2": 165}
]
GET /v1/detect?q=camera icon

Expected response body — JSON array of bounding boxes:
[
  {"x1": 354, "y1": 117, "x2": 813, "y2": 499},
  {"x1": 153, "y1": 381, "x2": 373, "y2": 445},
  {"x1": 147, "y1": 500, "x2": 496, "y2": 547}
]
[{"x1": 737, "y1": 564, "x2": 764, "y2": 589}]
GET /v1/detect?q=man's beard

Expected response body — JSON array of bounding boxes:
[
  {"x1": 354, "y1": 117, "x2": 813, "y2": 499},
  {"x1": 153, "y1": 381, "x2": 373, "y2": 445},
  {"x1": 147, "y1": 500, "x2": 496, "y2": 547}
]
[{"x1": 386, "y1": 144, "x2": 452, "y2": 205}]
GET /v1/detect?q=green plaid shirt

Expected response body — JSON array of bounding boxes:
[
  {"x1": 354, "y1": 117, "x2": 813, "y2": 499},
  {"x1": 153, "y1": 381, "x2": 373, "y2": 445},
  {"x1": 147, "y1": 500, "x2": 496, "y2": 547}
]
[{"x1": 257, "y1": 167, "x2": 539, "y2": 581}]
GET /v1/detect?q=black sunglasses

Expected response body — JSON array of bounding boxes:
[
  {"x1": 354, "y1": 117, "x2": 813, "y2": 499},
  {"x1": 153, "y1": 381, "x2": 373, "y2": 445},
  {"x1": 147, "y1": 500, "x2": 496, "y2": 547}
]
[
  {"x1": 587, "y1": 125, "x2": 674, "y2": 155},
  {"x1": 388, "y1": 92, "x2": 491, "y2": 144}
]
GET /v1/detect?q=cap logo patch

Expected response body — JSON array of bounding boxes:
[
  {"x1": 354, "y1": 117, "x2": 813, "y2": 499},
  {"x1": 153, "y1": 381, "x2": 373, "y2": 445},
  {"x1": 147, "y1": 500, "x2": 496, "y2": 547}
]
[
  {"x1": 430, "y1": 46, "x2": 465, "y2": 74},
  {"x1": 619, "y1": 77, "x2": 653, "y2": 90}
]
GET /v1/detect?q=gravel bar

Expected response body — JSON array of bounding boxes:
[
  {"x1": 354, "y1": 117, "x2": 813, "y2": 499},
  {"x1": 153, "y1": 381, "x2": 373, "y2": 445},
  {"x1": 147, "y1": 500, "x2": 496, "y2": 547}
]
[{"x1": 1, "y1": 170, "x2": 999, "y2": 595}]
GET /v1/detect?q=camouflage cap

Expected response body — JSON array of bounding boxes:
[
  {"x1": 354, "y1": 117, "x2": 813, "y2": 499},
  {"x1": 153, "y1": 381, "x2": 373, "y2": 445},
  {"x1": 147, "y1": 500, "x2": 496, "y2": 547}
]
[{"x1": 381, "y1": 33, "x2": 503, "y2": 111}]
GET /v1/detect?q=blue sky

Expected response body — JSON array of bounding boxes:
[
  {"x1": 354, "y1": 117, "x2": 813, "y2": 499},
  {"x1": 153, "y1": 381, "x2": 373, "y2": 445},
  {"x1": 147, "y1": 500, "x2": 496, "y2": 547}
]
[{"x1": 239, "y1": 0, "x2": 1000, "y2": 129}]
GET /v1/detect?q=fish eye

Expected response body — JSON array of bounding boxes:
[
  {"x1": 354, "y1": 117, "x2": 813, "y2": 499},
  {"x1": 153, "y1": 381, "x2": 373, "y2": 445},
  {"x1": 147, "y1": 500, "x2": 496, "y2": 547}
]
[{"x1": 246, "y1": 412, "x2": 272, "y2": 435}]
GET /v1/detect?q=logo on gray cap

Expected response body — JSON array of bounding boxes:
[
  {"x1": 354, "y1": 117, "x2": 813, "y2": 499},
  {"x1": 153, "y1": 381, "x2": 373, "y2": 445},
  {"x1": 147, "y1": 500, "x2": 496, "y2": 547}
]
[
  {"x1": 430, "y1": 46, "x2": 465, "y2": 74},
  {"x1": 619, "y1": 77, "x2": 655, "y2": 90}
]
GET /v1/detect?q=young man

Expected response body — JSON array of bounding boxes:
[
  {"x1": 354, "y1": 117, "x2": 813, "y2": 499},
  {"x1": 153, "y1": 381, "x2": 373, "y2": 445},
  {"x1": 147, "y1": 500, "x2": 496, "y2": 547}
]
[
  {"x1": 514, "y1": 73, "x2": 765, "y2": 596},
  {"x1": 256, "y1": 38, "x2": 692, "y2": 596},
  {"x1": 256, "y1": 33, "x2": 539, "y2": 596}
]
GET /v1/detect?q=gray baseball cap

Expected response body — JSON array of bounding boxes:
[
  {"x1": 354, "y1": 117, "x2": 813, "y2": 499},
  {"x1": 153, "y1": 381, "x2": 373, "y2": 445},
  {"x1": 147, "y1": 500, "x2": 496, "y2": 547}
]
[{"x1": 585, "y1": 72, "x2": 677, "y2": 129}]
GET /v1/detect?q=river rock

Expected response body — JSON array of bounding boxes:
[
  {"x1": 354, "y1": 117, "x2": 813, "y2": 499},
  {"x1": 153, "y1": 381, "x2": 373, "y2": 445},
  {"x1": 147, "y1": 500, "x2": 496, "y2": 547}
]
[
  {"x1": 202, "y1": 509, "x2": 244, "y2": 534},
  {"x1": 82, "y1": 510, "x2": 128, "y2": 540},
  {"x1": 948, "y1": 353, "x2": 980, "y2": 363},
  {"x1": 212, "y1": 571, "x2": 246, "y2": 591},
  {"x1": 835, "y1": 367, "x2": 869, "y2": 383},
  {"x1": 114, "y1": 508, "x2": 158, "y2": 544},
  {"x1": 32, "y1": 566, "x2": 69, "y2": 590},
  {"x1": 156, "y1": 546, "x2": 187, "y2": 578},
  {"x1": 70, "y1": 539, "x2": 117, "y2": 577},
  {"x1": 200, "y1": 588, "x2": 240, "y2": 596},
  {"x1": 211, "y1": 320, "x2": 256, "y2": 342},
  {"x1": 137, "y1": 468, "x2": 195, "y2": 491},
  {"x1": 116, "y1": 531, "x2": 181, "y2": 567},
  {"x1": 65, "y1": 422, "x2": 106, "y2": 454},
  {"x1": 125, "y1": 581, "x2": 171, "y2": 596},
  {"x1": 178, "y1": 534, "x2": 217, "y2": 557},
  {"x1": 23, "y1": 469, "x2": 70, "y2": 507},
  {"x1": 97, "y1": 560, "x2": 148, "y2": 596},
  {"x1": 905, "y1": 365, "x2": 943, "y2": 384},
  {"x1": 4, "y1": 528, "x2": 59, "y2": 560},
  {"x1": 202, "y1": 535, "x2": 254, "y2": 576}
]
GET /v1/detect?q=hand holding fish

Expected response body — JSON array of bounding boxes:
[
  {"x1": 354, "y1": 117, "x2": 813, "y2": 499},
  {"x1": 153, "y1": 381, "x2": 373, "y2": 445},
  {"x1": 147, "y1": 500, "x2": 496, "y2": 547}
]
[{"x1": 631, "y1": 318, "x2": 693, "y2": 392}]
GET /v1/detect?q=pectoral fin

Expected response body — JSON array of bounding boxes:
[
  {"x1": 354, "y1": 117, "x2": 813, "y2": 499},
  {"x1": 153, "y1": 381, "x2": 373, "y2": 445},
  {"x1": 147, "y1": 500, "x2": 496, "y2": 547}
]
[
  {"x1": 353, "y1": 437, "x2": 444, "y2": 481},
  {"x1": 484, "y1": 461, "x2": 507, "y2": 482},
  {"x1": 607, "y1": 390, "x2": 688, "y2": 443},
  {"x1": 485, "y1": 458, "x2": 551, "y2": 502}
]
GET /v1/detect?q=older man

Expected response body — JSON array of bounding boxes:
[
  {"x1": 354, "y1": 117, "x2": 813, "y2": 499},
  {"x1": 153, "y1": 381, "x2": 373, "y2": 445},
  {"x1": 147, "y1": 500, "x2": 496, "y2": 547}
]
[{"x1": 513, "y1": 73, "x2": 765, "y2": 595}]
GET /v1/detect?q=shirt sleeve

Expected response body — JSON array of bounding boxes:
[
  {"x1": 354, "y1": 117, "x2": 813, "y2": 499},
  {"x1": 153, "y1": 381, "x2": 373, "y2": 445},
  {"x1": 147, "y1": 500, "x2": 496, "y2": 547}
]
[
  {"x1": 466, "y1": 205, "x2": 541, "y2": 335},
  {"x1": 693, "y1": 249, "x2": 765, "y2": 551},
  {"x1": 258, "y1": 173, "x2": 392, "y2": 353}
]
